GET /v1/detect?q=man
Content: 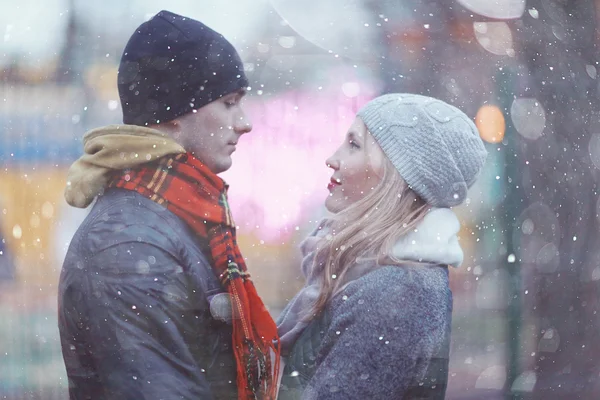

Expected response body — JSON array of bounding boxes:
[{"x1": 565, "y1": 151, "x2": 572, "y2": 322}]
[{"x1": 58, "y1": 10, "x2": 280, "y2": 400}]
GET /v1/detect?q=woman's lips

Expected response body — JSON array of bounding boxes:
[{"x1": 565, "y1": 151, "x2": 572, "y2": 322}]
[{"x1": 328, "y1": 178, "x2": 341, "y2": 191}]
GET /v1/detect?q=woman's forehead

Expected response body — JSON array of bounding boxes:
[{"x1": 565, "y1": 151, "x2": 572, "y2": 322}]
[{"x1": 349, "y1": 117, "x2": 368, "y2": 137}]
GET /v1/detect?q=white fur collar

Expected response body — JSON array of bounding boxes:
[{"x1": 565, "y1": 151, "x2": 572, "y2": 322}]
[{"x1": 391, "y1": 208, "x2": 464, "y2": 267}]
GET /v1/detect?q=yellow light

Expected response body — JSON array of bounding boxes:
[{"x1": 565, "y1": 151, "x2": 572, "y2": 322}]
[
  {"x1": 476, "y1": 104, "x2": 506, "y2": 143},
  {"x1": 85, "y1": 64, "x2": 119, "y2": 101}
]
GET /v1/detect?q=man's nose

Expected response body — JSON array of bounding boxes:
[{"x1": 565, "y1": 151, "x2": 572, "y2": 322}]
[{"x1": 233, "y1": 113, "x2": 252, "y2": 134}]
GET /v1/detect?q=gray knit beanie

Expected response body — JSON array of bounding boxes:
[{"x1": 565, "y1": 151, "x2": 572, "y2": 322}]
[{"x1": 357, "y1": 93, "x2": 488, "y2": 208}]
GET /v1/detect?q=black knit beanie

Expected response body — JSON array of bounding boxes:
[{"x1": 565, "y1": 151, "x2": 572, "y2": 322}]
[{"x1": 118, "y1": 10, "x2": 249, "y2": 126}]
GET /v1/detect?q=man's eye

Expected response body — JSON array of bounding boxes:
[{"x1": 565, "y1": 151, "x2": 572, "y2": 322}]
[{"x1": 349, "y1": 140, "x2": 360, "y2": 149}]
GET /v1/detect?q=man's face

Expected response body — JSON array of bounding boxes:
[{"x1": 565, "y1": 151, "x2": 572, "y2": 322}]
[{"x1": 173, "y1": 89, "x2": 252, "y2": 174}]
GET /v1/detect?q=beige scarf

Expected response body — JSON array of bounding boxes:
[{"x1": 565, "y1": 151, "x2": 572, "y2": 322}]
[{"x1": 64, "y1": 124, "x2": 185, "y2": 208}]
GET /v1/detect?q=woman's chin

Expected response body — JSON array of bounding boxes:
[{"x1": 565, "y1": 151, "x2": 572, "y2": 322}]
[{"x1": 325, "y1": 197, "x2": 342, "y2": 214}]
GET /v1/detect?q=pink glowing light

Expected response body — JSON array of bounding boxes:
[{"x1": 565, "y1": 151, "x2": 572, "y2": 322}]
[{"x1": 222, "y1": 82, "x2": 375, "y2": 242}]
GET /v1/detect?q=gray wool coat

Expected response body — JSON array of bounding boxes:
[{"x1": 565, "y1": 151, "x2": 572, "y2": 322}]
[
  {"x1": 277, "y1": 208, "x2": 463, "y2": 399},
  {"x1": 278, "y1": 264, "x2": 452, "y2": 400}
]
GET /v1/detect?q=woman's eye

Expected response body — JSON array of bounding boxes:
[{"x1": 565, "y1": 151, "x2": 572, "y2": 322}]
[{"x1": 349, "y1": 140, "x2": 360, "y2": 149}]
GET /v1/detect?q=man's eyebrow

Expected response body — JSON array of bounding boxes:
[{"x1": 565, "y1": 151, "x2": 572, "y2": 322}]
[
  {"x1": 224, "y1": 89, "x2": 246, "y2": 99},
  {"x1": 222, "y1": 89, "x2": 246, "y2": 101}
]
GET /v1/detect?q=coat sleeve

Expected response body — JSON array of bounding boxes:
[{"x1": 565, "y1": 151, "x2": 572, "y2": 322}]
[
  {"x1": 301, "y1": 272, "x2": 450, "y2": 400},
  {"x1": 60, "y1": 240, "x2": 215, "y2": 400}
]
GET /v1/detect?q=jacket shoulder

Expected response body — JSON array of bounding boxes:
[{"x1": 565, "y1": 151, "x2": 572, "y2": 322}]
[
  {"x1": 73, "y1": 188, "x2": 201, "y2": 258},
  {"x1": 344, "y1": 264, "x2": 450, "y2": 302}
]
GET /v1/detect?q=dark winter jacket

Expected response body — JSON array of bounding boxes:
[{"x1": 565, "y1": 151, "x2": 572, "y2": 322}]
[
  {"x1": 277, "y1": 265, "x2": 452, "y2": 400},
  {"x1": 58, "y1": 188, "x2": 237, "y2": 399}
]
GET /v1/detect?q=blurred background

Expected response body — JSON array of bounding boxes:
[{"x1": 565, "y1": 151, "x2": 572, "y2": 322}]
[{"x1": 1, "y1": 0, "x2": 599, "y2": 398}]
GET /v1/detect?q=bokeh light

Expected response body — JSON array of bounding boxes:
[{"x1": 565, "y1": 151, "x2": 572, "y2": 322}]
[
  {"x1": 457, "y1": 0, "x2": 525, "y2": 19},
  {"x1": 511, "y1": 371, "x2": 537, "y2": 392},
  {"x1": 537, "y1": 328, "x2": 560, "y2": 353},
  {"x1": 475, "y1": 365, "x2": 507, "y2": 390},
  {"x1": 510, "y1": 98, "x2": 546, "y2": 140},
  {"x1": 588, "y1": 133, "x2": 600, "y2": 169},
  {"x1": 269, "y1": 0, "x2": 378, "y2": 61},
  {"x1": 514, "y1": 202, "x2": 560, "y2": 271},
  {"x1": 473, "y1": 22, "x2": 514, "y2": 57},
  {"x1": 476, "y1": 104, "x2": 506, "y2": 143}
]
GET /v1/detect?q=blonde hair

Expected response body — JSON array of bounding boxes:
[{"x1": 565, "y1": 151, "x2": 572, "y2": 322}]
[{"x1": 309, "y1": 145, "x2": 430, "y2": 318}]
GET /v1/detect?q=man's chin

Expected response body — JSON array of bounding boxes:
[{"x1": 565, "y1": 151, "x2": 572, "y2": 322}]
[{"x1": 213, "y1": 158, "x2": 233, "y2": 175}]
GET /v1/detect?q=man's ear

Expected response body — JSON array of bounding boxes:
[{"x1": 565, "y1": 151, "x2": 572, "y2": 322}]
[
  {"x1": 151, "y1": 119, "x2": 182, "y2": 140},
  {"x1": 170, "y1": 118, "x2": 181, "y2": 128},
  {"x1": 162, "y1": 118, "x2": 182, "y2": 134}
]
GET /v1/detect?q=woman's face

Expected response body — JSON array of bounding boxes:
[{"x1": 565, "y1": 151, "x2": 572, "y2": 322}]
[{"x1": 325, "y1": 117, "x2": 386, "y2": 213}]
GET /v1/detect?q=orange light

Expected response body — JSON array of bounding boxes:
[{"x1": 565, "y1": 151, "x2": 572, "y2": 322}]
[{"x1": 476, "y1": 104, "x2": 505, "y2": 143}]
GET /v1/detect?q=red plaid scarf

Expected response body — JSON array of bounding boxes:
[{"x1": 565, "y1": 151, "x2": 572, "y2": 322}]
[{"x1": 109, "y1": 152, "x2": 280, "y2": 400}]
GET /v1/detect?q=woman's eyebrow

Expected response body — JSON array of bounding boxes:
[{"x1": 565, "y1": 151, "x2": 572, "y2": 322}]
[{"x1": 348, "y1": 131, "x2": 362, "y2": 142}]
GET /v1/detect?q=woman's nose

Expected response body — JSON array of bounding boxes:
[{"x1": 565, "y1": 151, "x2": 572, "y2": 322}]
[{"x1": 325, "y1": 156, "x2": 339, "y2": 170}]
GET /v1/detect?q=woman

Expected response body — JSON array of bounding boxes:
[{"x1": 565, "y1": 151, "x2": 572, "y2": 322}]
[{"x1": 276, "y1": 93, "x2": 488, "y2": 399}]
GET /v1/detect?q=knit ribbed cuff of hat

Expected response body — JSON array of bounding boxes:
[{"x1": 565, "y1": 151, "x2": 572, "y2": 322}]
[
  {"x1": 357, "y1": 105, "x2": 453, "y2": 207},
  {"x1": 123, "y1": 75, "x2": 249, "y2": 126},
  {"x1": 357, "y1": 97, "x2": 474, "y2": 208}
]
